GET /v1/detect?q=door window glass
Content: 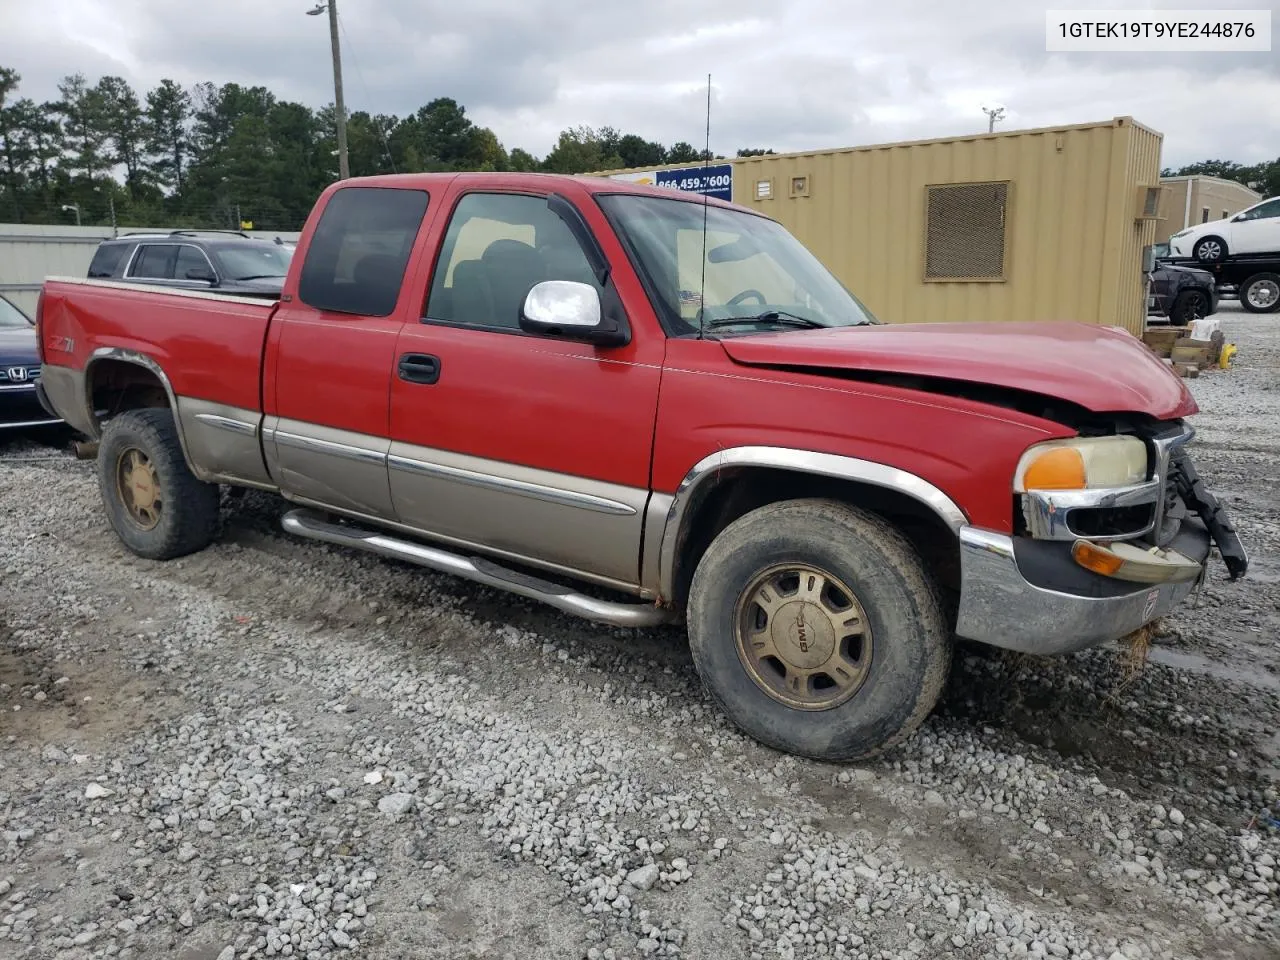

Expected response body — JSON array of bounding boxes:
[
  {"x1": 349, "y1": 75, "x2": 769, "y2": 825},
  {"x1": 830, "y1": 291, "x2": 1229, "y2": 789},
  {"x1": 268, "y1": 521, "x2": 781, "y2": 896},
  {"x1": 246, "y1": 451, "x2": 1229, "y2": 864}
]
[
  {"x1": 425, "y1": 193, "x2": 603, "y2": 330},
  {"x1": 175, "y1": 245, "x2": 214, "y2": 281},
  {"x1": 1240, "y1": 199, "x2": 1280, "y2": 221},
  {"x1": 88, "y1": 243, "x2": 128, "y2": 278},
  {"x1": 130, "y1": 244, "x2": 178, "y2": 279}
]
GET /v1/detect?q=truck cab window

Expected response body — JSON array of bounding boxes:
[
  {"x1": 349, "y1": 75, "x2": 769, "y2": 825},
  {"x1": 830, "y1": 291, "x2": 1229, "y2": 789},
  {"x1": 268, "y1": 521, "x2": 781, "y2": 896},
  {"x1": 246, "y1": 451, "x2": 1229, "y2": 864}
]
[
  {"x1": 298, "y1": 186, "x2": 429, "y2": 316},
  {"x1": 426, "y1": 193, "x2": 604, "y2": 330}
]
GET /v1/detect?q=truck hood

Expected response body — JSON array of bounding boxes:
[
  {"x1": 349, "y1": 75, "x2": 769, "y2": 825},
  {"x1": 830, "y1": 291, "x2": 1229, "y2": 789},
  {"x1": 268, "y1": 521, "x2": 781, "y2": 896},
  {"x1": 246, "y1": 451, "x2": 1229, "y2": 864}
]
[{"x1": 718, "y1": 321, "x2": 1197, "y2": 420}]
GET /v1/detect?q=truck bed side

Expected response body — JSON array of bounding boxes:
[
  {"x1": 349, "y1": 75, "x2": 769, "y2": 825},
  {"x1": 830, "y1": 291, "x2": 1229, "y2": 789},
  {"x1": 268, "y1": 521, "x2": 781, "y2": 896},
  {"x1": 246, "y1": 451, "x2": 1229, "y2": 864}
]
[{"x1": 38, "y1": 277, "x2": 279, "y2": 488}]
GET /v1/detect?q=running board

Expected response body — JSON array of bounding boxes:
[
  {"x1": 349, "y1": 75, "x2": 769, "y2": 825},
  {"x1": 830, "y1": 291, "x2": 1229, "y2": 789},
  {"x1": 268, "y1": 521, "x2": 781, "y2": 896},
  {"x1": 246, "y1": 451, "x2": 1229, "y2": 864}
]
[{"x1": 280, "y1": 508, "x2": 675, "y2": 629}]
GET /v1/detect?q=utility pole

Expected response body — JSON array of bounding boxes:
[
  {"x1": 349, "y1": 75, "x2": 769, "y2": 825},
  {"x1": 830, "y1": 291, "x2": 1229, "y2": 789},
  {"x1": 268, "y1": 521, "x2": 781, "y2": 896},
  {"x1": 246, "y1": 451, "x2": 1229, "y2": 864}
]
[
  {"x1": 982, "y1": 105, "x2": 1006, "y2": 134},
  {"x1": 308, "y1": 2, "x2": 350, "y2": 180}
]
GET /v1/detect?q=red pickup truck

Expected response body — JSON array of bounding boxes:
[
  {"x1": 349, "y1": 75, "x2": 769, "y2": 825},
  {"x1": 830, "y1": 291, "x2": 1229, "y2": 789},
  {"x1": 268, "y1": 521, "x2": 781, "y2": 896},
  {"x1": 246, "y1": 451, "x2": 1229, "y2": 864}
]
[{"x1": 34, "y1": 172, "x2": 1247, "y2": 761}]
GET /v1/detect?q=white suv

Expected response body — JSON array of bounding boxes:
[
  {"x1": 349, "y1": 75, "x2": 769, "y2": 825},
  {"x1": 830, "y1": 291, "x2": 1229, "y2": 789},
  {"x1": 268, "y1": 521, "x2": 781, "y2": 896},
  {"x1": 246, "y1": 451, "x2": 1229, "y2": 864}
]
[{"x1": 1169, "y1": 196, "x2": 1280, "y2": 263}]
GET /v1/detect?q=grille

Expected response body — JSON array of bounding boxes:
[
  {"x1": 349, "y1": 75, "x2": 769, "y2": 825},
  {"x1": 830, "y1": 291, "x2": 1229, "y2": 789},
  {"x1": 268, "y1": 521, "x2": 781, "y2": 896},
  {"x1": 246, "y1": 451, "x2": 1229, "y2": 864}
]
[
  {"x1": 924, "y1": 182, "x2": 1009, "y2": 280},
  {"x1": 0, "y1": 365, "x2": 40, "y2": 384}
]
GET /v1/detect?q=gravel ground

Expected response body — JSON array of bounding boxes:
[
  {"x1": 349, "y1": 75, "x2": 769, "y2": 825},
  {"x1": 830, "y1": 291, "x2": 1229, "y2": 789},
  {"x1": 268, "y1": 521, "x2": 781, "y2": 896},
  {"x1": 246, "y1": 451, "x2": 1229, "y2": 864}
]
[{"x1": 1, "y1": 304, "x2": 1278, "y2": 960}]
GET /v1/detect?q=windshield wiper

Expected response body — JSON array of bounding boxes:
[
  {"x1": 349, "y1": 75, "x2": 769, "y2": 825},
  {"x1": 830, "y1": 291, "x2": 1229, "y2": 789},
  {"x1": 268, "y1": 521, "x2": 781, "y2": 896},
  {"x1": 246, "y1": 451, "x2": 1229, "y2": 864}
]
[
  {"x1": 705, "y1": 310, "x2": 825, "y2": 330},
  {"x1": 234, "y1": 274, "x2": 285, "y2": 282}
]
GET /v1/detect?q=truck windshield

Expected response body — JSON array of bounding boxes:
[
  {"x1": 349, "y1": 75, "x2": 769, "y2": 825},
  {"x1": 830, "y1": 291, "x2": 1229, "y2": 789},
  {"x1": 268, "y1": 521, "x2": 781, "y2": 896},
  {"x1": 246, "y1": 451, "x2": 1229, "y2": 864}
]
[
  {"x1": 598, "y1": 193, "x2": 878, "y2": 336},
  {"x1": 0, "y1": 295, "x2": 30, "y2": 328}
]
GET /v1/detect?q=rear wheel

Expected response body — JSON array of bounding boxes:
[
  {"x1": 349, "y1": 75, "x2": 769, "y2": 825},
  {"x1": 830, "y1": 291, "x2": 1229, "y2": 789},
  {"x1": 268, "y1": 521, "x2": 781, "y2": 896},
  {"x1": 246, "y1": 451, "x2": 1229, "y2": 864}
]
[
  {"x1": 97, "y1": 408, "x2": 221, "y2": 560},
  {"x1": 686, "y1": 498, "x2": 951, "y2": 762},
  {"x1": 1240, "y1": 273, "x2": 1280, "y2": 314},
  {"x1": 1193, "y1": 236, "x2": 1227, "y2": 263}
]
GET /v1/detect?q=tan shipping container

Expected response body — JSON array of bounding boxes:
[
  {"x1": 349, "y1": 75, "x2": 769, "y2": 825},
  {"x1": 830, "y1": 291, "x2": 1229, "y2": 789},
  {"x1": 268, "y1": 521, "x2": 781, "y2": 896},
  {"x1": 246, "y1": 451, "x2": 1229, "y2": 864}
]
[{"x1": 596, "y1": 117, "x2": 1165, "y2": 336}]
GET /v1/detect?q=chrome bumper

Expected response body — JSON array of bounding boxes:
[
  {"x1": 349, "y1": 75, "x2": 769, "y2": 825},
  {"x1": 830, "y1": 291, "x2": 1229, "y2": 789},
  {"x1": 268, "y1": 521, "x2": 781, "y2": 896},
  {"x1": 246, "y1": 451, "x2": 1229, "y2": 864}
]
[{"x1": 955, "y1": 526, "x2": 1206, "y2": 655}]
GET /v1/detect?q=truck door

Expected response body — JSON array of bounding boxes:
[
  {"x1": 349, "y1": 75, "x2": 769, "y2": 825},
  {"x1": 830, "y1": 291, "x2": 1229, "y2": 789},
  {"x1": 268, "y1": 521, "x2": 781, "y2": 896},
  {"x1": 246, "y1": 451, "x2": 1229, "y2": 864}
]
[
  {"x1": 387, "y1": 187, "x2": 663, "y2": 589},
  {"x1": 264, "y1": 185, "x2": 433, "y2": 517}
]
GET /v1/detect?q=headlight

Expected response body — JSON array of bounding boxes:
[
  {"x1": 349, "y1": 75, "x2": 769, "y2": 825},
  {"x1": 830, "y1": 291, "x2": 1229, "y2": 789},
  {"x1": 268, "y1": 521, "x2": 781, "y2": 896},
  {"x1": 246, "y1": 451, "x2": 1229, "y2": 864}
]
[
  {"x1": 1170, "y1": 229, "x2": 1190, "y2": 239},
  {"x1": 1013, "y1": 436, "x2": 1148, "y2": 492}
]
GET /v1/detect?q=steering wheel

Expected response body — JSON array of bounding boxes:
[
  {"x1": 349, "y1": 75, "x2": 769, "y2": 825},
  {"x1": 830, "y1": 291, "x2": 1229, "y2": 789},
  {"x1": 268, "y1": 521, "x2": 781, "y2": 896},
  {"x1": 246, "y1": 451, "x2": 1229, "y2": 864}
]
[{"x1": 727, "y1": 289, "x2": 766, "y2": 307}]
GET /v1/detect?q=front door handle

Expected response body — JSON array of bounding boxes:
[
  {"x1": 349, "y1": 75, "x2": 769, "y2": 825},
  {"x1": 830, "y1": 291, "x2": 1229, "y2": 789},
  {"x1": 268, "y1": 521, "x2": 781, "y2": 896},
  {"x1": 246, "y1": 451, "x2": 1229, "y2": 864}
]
[{"x1": 398, "y1": 353, "x2": 440, "y2": 385}]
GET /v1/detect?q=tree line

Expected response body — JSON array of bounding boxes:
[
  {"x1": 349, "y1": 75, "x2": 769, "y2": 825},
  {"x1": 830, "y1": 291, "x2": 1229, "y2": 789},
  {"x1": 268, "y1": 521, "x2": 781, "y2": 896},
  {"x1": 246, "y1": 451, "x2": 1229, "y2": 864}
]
[
  {"x1": 2, "y1": 65, "x2": 1273, "y2": 233},
  {"x1": 0, "y1": 66, "x2": 777, "y2": 232}
]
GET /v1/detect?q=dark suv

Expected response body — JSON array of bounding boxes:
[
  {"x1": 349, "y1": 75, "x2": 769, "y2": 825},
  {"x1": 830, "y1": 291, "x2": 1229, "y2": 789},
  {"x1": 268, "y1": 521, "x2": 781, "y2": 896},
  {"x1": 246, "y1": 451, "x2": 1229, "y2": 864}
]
[
  {"x1": 1148, "y1": 242, "x2": 1218, "y2": 325},
  {"x1": 86, "y1": 230, "x2": 294, "y2": 297}
]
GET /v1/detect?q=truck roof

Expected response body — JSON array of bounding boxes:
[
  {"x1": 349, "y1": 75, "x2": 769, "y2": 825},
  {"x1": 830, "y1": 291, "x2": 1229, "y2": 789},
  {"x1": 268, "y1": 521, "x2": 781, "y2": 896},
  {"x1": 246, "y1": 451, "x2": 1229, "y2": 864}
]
[{"x1": 331, "y1": 171, "x2": 754, "y2": 214}]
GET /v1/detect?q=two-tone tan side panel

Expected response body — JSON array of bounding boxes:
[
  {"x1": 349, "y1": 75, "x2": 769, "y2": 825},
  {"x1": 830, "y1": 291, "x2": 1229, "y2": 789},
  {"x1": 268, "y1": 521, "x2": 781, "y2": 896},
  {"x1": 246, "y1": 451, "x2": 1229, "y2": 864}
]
[
  {"x1": 38, "y1": 365, "x2": 95, "y2": 437},
  {"x1": 265, "y1": 417, "x2": 394, "y2": 518},
  {"x1": 387, "y1": 442, "x2": 648, "y2": 587},
  {"x1": 641, "y1": 493, "x2": 674, "y2": 597},
  {"x1": 175, "y1": 398, "x2": 276, "y2": 490}
]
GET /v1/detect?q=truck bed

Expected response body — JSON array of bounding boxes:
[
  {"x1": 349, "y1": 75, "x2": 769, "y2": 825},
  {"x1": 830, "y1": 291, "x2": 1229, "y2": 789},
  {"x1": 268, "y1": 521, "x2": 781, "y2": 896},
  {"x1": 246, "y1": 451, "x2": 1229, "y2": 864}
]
[{"x1": 38, "y1": 277, "x2": 277, "y2": 418}]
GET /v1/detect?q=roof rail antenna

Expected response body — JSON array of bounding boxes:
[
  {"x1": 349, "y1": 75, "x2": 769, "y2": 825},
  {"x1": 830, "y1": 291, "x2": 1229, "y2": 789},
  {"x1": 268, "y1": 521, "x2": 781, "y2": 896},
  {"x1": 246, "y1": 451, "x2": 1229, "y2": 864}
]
[{"x1": 696, "y1": 72, "x2": 712, "y2": 342}]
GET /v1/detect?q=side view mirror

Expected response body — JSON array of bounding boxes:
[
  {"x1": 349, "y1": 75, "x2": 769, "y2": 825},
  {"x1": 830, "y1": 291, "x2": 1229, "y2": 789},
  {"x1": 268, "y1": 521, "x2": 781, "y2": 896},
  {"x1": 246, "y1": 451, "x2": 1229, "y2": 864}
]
[
  {"x1": 519, "y1": 280, "x2": 627, "y2": 346},
  {"x1": 186, "y1": 267, "x2": 216, "y2": 284},
  {"x1": 1232, "y1": 213, "x2": 1247, "y2": 222}
]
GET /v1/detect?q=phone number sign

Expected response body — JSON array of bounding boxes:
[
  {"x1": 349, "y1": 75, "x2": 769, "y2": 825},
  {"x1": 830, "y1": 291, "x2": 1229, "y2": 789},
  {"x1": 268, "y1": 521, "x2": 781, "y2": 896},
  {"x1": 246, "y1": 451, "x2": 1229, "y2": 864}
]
[{"x1": 654, "y1": 164, "x2": 734, "y2": 202}]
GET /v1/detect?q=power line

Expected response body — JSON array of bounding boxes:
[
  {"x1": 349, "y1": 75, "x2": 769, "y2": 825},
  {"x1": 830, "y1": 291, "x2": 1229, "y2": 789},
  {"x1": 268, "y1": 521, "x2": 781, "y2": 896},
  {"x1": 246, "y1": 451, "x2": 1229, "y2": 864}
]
[{"x1": 335, "y1": 11, "x2": 398, "y2": 174}]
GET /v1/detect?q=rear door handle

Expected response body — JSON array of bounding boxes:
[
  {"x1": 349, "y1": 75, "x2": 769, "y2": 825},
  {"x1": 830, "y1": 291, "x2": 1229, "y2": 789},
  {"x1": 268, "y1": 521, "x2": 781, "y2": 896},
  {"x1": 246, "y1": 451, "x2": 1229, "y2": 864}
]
[{"x1": 397, "y1": 353, "x2": 440, "y2": 385}]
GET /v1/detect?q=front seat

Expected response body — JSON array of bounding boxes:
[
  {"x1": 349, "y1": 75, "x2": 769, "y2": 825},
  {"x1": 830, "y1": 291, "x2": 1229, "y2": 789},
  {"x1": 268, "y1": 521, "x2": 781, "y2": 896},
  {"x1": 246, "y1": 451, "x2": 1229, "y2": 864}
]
[
  {"x1": 447, "y1": 259, "x2": 496, "y2": 326},
  {"x1": 480, "y1": 239, "x2": 547, "y2": 328}
]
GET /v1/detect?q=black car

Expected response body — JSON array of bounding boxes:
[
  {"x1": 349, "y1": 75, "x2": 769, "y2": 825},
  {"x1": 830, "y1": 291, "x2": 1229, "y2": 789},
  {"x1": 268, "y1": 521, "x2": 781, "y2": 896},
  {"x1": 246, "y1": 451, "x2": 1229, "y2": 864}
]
[
  {"x1": 86, "y1": 230, "x2": 294, "y2": 297},
  {"x1": 1148, "y1": 243, "x2": 1218, "y2": 324},
  {"x1": 0, "y1": 293, "x2": 62, "y2": 432}
]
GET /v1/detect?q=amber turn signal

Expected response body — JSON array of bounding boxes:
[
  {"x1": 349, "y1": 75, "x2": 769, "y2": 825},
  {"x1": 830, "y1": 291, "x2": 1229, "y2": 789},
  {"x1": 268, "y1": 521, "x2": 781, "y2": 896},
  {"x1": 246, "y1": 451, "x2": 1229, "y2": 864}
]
[
  {"x1": 1022, "y1": 447, "x2": 1086, "y2": 490},
  {"x1": 1071, "y1": 540, "x2": 1125, "y2": 577}
]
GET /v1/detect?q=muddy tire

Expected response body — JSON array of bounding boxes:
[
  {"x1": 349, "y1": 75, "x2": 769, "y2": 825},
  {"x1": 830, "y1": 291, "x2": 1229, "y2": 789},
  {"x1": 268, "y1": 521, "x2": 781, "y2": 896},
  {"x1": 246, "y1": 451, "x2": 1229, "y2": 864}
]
[
  {"x1": 97, "y1": 408, "x2": 221, "y2": 560},
  {"x1": 686, "y1": 498, "x2": 951, "y2": 762}
]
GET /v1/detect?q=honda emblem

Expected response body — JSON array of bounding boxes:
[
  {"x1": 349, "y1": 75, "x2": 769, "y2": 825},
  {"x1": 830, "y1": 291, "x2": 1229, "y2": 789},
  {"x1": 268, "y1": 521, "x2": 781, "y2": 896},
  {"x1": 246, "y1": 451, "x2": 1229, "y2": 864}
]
[{"x1": 6, "y1": 366, "x2": 30, "y2": 382}]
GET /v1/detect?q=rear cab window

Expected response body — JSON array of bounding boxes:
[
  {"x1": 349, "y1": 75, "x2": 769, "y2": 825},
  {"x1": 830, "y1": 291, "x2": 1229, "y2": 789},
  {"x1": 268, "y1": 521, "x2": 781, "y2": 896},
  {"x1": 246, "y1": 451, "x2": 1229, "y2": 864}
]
[{"x1": 298, "y1": 186, "x2": 430, "y2": 316}]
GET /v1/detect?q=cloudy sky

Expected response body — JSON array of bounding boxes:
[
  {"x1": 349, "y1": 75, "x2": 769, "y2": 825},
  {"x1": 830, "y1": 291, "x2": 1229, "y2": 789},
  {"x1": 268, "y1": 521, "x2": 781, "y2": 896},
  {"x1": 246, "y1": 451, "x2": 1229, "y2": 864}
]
[{"x1": 2, "y1": 0, "x2": 1277, "y2": 168}]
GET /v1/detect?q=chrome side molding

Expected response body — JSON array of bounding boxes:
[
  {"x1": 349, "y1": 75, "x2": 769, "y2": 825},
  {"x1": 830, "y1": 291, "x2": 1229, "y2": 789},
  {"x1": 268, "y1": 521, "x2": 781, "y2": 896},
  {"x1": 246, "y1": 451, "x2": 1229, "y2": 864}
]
[{"x1": 281, "y1": 508, "x2": 675, "y2": 629}]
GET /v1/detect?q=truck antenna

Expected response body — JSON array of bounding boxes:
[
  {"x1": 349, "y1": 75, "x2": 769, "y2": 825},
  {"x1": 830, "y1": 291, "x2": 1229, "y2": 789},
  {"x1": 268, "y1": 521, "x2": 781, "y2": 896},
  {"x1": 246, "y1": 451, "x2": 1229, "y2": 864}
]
[{"x1": 697, "y1": 73, "x2": 712, "y2": 341}]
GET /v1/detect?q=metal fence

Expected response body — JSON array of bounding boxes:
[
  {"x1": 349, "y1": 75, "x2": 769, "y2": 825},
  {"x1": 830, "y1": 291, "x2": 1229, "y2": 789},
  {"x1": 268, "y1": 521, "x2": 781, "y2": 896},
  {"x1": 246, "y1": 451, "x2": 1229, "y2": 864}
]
[{"x1": 0, "y1": 224, "x2": 302, "y2": 315}]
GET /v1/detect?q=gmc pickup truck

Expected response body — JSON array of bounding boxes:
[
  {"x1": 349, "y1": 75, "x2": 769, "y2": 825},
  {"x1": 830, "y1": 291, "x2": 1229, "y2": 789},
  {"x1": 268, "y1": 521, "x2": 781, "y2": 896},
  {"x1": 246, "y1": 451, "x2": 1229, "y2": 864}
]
[{"x1": 33, "y1": 172, "x2": 1248, "y2": 762}]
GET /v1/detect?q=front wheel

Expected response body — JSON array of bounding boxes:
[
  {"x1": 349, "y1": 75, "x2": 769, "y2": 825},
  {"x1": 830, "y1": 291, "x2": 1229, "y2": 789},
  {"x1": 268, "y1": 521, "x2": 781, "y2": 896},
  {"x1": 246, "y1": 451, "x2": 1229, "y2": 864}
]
[
  {"x1": 1240, "y1": 273, "x2": 1280, "y2": 314},
  {"x1": 97, "y1": 408, "x2": 221, "y2": 560},
  {"x1": 1170, "y1": 288, "x2": 1211, "y2": 325},
  {"x1": 1193, "y1": 236, "x2": 1227, "y2": 263},
  {"x1": 686, "y1": 498, "x2": 951, "y2": 762}
]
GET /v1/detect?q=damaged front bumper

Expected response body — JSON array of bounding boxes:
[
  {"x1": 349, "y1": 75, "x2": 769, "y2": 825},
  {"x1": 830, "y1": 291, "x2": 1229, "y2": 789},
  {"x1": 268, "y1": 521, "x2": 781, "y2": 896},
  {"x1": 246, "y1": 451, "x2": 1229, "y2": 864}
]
[
  {"x1": 954, "y1": 523, "x2": 1211, "y2": 655},
  {"x1": 955, "y1": 427, "x2": 1248, "y2": 656}
]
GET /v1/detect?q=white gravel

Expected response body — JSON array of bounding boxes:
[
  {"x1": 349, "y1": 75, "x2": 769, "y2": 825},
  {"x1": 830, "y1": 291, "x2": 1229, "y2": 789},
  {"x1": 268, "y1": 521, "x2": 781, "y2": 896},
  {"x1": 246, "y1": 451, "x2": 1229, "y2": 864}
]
[{"x1": 1, "y1": 304, "x2": 1277, "y2": 959}]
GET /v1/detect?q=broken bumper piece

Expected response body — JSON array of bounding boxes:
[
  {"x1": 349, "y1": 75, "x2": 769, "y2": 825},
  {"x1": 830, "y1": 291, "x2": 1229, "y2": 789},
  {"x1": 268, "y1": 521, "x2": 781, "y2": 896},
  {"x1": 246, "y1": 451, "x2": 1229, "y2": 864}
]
[{"x1": 954, "y1": 519, "x2": 1213, "y2": 656}]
